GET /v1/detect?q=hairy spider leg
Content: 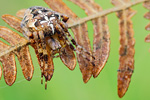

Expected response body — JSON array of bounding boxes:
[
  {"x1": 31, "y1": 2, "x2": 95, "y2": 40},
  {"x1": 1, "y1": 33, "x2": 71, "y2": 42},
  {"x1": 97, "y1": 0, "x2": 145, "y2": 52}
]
[
  {"x1": 55, "y1": 24, "x2": 75, "y2": 49},
  {"x1": 32, "y1": 31, "x2": 44, "y2": 84},
  {"x1": 60, "y1": 14, "x2": 94, "y2": 58},
  {"x1": 52, "y1": 55, "x2": 60, "y2": 58},
  {"x1": 39, "y1": 31, "x2": 50, "y2": 89},
  {"x1": 59, "y1": 21, "x2": 95, "y2": 66},
  {"x1": 61, "y1": 14, "x2": 69, "y2": 22},
  {"x1": 59, "y1": 21, "x2": 95, "y2": 59},
  {"x1": 55, "y1": 23, "x2": 95, "y2": 66}
]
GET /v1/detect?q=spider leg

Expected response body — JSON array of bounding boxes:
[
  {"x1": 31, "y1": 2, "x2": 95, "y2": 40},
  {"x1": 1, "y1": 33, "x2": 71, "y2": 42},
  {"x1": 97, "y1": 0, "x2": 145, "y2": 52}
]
[
  {"x1": 55, "y1": 24, "x2": 75, "y2": 50},
  {"x1": 55, "y1": 23, "x2": 95, "y2": 66},
  {"x1": 60, "y1": 21, "x2": 95, "y2": 58},
  {"x1": 59, "y1": 22, "x2": 95, "y2": 66},
  {"x1": 52, "y1": 55, "x2": 60, "y2": 58},
  {"x1": 61, "y1": 14, "x2": 69, "y2": 22},
  {"x1": 33, "y1": 31, "x2": 44, "y2": 84},
  {"x1": 39, "y1": 31, "x2": 49, "y2": 89}
]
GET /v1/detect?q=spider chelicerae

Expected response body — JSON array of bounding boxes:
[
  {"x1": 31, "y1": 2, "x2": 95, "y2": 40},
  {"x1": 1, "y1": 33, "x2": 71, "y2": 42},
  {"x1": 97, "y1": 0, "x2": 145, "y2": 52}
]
[{"x1": 21, "y1": 6, "x2": 95, "y2": 89}]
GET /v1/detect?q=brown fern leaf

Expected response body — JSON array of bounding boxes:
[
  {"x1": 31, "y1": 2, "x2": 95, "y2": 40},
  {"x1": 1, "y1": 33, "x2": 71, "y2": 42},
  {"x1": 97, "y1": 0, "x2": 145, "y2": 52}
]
[
  {"x1": 1, "y1": 15, "x2": 34, "y2": 81},
  {"x1": 0, "y1": 23, "x2": 34, "y2": 82},
  {"x1": 144, "y1": 11, "x2": 150, "y2": 19},
  {"x1": 145, "y1": 23, "x2": 150, "y2": 31},
  {"x1": 144, "y1": 1, "x2": 150, "y2": 43},
  {"x1": 0, "y1": 0, "x2": 147, "y2": 95},
  {"x1": 2, "y1": 14, "x2": 23, "y2": 33},
  {"x1": 16, "y1": 9, "x2": 26, "y2": 19},
  {"x1": 60, "y1": 45, "x2": 77, "y2": 70},
  {"x1": 144, "y1": 8, "x2": 150, "y2": 32},
  {"x1": 69, "y1": 0, "x2": 110, "y2": 78},
  {"x1": 145, "y1": 34, "x2": 150, "y2": 42},
  {"x1": 111, "y1": 0, "x2": 136, "y2": 98},
  {"x1": 44, "y1": 0, "x2": 93, "y2": 83},
  {"x1": 0, "y1": 64, "x2": 2, "y2": 80},
  {"x1": 0, "y1": 41, "x2": 16, "y2": 86},
  {"x1": 143, "y1": 1, "x2": 150, "y2": 9}
]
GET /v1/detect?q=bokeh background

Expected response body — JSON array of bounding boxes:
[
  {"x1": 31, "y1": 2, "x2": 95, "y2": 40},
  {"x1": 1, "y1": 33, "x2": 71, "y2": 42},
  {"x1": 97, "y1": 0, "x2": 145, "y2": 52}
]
[{"x1": 0, "y1": 0, "x2": 149, "y2": 100}]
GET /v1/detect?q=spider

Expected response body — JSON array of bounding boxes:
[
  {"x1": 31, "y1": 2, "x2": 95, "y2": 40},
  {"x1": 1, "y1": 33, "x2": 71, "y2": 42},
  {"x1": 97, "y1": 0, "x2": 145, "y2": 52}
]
[{"x1": 21, "y1": 6, "x2": 95, "y2": 89}]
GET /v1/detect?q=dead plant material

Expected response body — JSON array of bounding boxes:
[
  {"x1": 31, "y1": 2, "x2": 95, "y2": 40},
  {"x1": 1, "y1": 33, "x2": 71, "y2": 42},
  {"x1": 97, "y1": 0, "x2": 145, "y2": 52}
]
[{"x1": 111, "y1": 0, "x2": 136, "y2": 98}]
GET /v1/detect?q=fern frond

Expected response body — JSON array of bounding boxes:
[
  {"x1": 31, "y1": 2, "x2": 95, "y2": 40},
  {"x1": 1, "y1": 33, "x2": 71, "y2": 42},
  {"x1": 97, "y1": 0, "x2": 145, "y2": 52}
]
[
  {"x1": 69, "y1": 0, "x2": 110, "y2": 78},
  {"x1": 0, "y1": 0, "x2": 148, "y2": 98},
  {"x1": 111, "y1": 0, "x2": 136, "y2": 98},
  {"x1": 0, "y1": 25, "x2": 34, "y2": 84}
]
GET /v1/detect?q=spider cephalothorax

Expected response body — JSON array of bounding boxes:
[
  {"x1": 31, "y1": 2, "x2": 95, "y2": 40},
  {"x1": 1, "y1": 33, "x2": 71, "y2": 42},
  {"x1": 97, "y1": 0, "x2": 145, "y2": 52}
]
[{"x1": 21, "y1": 6, "x2": 94, "y2": 89}]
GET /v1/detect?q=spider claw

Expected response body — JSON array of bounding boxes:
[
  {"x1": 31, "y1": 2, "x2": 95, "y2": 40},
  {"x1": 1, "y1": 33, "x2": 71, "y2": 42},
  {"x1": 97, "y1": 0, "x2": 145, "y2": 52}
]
[
  {"x1": 45, "y1": 80, "x2": 47, "y2": 90},
  {"x1": 41, "y1": 72, "x2": 43, "y2": 84},
  {"x1": 41, "y1": 77, "x2": 43, "y2": 84},
  {"x1": 61, "y1": 15, "x2": 69, "y2": 22}
]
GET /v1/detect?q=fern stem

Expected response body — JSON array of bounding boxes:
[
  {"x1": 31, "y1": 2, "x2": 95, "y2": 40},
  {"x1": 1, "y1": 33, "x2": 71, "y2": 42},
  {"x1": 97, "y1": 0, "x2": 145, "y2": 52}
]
[
  {"x1": 0, "y1": 39, "x2": 29, "y2": 57},
  {"x1": 68, "y1": 0, "x2": 148, "y2": 28}
]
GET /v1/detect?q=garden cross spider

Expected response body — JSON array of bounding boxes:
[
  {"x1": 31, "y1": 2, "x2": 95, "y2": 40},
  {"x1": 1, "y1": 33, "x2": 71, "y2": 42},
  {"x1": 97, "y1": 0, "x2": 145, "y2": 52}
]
[{"x1": 21, "y1": 6, "x2": 95, "y2": 89}]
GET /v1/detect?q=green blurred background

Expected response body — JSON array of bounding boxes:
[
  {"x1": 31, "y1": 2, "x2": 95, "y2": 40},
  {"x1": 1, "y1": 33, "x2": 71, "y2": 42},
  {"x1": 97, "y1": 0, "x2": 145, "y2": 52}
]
[{"x1": 0, "y1": 0, "x2": 149, "y2": 100}]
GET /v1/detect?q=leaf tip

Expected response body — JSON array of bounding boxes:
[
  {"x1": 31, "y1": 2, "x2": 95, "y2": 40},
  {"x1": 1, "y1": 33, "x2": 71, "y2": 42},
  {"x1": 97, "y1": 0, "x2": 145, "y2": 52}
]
[{"x1": 145, "y1": 34, "x2": 150, "y2": 43}]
